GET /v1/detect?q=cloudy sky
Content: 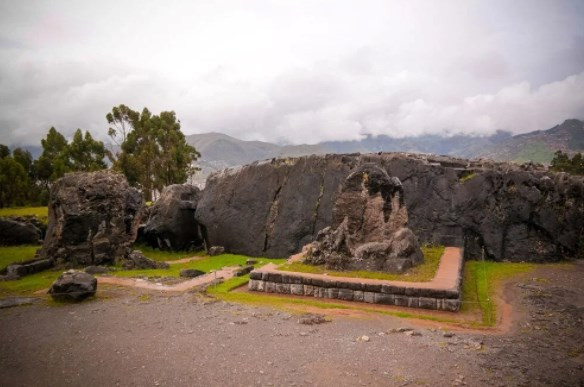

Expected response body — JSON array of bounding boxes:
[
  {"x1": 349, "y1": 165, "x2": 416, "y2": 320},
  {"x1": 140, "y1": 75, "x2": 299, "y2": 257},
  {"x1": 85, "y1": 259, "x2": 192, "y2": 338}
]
[{"x1": 1, "y1": 0, "x2": 583, "y2": 146}]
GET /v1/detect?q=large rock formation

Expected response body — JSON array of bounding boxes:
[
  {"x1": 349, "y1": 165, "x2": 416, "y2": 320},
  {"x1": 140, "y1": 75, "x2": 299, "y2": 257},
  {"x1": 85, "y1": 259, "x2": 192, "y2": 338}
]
[
  {"x1": 195, "y1": 153, "x2": 584, "y2": 262},
  {"x1": 304, "y1": 164, "x2": 423, "y2": 272},
  {"x1": 0, "y1": 218, "x2": 42, "y2": 245},
  {"x1": 143, "y1": 184, "x2": 204, "y2": 251},
  {"x1": 38, "y1": 171, "x2": 146, "y2": 266}
]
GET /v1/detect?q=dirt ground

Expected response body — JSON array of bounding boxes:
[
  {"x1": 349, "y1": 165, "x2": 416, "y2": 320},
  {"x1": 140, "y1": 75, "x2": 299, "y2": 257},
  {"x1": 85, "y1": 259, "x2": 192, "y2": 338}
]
[{"x1": 1, "y1": 262, "x2": 583, "y2": 387}]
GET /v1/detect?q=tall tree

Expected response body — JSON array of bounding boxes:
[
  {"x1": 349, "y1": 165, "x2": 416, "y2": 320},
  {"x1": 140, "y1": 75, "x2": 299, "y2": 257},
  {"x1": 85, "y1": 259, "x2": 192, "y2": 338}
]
[
  {"x1": 111, "y1": 106, "x2": 200, "y2": 200},
  {"x1": 34, "y1": 127, "x2": 71, "y2": 190},
  {"x1": 0, "y1": 144, "x2": 9, "y2": 159},
  {"x1": 550, "y1": 150, "x2": 584, "y2": 175},
  {"x1": 12, "y1": 148, "x2": 34, "y2": 178},
  {"x1": 0, "y1": 157, "x2": 28, "y2": 208},
  {"x1": 67, "y1": 129, "x2": 110, "y2": 172}
]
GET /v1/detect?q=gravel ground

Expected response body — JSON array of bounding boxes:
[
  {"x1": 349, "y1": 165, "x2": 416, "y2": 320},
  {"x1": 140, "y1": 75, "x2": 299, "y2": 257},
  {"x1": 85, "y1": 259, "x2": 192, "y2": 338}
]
[{"x1": 0, "y1": 261, "x2": 583, "y2": 387}]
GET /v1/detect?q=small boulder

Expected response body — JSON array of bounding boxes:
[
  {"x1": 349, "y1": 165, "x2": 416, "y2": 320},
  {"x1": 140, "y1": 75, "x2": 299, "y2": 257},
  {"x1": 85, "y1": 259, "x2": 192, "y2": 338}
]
[
  {"x1": 246, "y1": 259, "x2": 257, "y2": 265},
  {"x1": 234, "y1": 265, "x2": 254, "y2": 277},
  {"x1": 179, "y1": 269, "x2": 205, "y2": 278},
  {"x1": 84, "y1": 266, "x2": 112, "y2": 275},
  {"x1": 0, "y1": 218, "x2": 41, "y2": 246},
  {"x1": 298, "y1": 313, "x2": 328, "y2": 325},
  {"x1": 121, "y1": 250, "x2": 169, "y2": 270},
  {"x1": 48, "y1": 270, "x2": 97, "y2": 302},
  {"x1": 208, "y1": 246, "x2": 225, "y2": 256}
]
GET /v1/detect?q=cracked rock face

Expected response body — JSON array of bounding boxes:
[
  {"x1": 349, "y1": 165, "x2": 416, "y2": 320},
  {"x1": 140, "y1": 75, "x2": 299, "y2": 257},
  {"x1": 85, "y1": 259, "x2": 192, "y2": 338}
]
[
  {"x1": 38, "y1": 171, "x2": 146, "y2": 267},
  {"x1": 303, "y1": 164, "x2": 423, "y2": 273},
  {"x1": 195, "y1": 153, "x2": 584, "y2": 262}
]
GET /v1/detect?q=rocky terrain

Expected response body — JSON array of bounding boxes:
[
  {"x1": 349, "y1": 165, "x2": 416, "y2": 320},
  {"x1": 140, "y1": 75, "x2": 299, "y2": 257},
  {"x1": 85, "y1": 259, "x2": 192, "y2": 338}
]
[
  {"x1": 196, "y1": 152, "x2": 584, "y2": 262},
  {"x1": 0, "y1": 261, "x2": 582, "y2": 386}
]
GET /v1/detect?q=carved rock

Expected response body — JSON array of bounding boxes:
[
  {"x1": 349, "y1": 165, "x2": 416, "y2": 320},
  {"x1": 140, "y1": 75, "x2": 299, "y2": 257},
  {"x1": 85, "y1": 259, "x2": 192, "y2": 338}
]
[{"x1": 304, "y1": 164, "x2": 423, "y2": 273}]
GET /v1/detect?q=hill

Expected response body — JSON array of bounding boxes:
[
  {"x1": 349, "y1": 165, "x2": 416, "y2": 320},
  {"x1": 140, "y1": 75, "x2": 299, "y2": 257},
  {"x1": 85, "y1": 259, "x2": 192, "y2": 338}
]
[
  {"x1": 187, "y1": 119, "x2": 584, "y2": 185},
  {"x1": 478, "y1": 119, "x2": 584, "y2": 163}
]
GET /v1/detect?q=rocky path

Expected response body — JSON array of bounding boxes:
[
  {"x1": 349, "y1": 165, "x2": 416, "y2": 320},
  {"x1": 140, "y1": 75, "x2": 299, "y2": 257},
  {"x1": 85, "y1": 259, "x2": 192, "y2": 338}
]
[{"x1": 0, "y1": 262, "x2": 582, "y2": 386}]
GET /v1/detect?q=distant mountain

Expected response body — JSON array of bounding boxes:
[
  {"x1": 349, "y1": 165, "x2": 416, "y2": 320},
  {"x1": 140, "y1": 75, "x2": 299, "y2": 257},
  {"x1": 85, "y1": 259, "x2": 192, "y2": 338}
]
[
  {"x1": 186, "y1": 132, "x2": 327, "y2": 185},
  {"x1": 478, "y1": 119, "x2": 584, "y2": 163},
  {"x1": 187, "y1": 119, "x2": 584, "y2": 185}
]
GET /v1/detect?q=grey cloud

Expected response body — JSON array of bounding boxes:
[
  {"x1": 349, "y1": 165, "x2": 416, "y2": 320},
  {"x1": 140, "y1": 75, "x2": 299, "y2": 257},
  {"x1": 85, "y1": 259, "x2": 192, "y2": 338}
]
[{"x1": 1, "y1": 0, "x2": 583, "y2": 147}]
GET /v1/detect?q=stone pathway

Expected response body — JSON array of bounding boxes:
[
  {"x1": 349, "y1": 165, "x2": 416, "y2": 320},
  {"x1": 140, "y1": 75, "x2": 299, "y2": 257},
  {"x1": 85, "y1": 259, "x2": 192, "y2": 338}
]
[
  {"x1": 166, "y1": 256, "x2": 205, "y2": 265},
  {"x1": 97, "y1": 266, "x2": 239, "y2": 292},
  {"x1": 260, "y1": 247, "x2": 463, "y2": 291},
  {"x1": 249, "y1": 247, "x2": 464, "y2": 311}
]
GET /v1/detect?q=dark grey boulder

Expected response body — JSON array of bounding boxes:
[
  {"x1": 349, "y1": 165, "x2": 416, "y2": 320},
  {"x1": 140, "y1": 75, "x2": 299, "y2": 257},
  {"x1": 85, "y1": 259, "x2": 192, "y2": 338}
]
[
  {"x1": 38, "y1": 171, "x2": 147, "y2": 267},
  {"x1": 0, "y1": 258, "x2": 54, "y2": 281},
  {"x1": 234, "y1": 265, "x2": 254, "y2": 277},
  {"x1": 195, "y1": 153, "x2": 584, "y2": 262},
  {"x1": 208, "y1": 246, "x2": 225, "y2": 256},
  {"x1": 84, "y1": 266, "x2": 112, "y2": 275},
  {"x1": 144, "y1": 184, "x2": 203, "y2": 251},
  {"x1": 121, "y1": 250, "x2": 169, "y2": 270},
  {"x1": 48, "y1": 270, "x2": 97, "y2": 302},
  {"x1": 0, "y1": 218, "x2": 41, "y2": 245},
  {"x1": 179, "y1": 269, "x2": 205, "y2": 278}
]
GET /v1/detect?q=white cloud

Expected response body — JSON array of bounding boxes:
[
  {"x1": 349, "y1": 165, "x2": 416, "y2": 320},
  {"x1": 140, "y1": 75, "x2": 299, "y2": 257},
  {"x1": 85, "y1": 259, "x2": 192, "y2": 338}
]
[{"x1": 0, "y1": 0, "x2": 583, "y2": 146}]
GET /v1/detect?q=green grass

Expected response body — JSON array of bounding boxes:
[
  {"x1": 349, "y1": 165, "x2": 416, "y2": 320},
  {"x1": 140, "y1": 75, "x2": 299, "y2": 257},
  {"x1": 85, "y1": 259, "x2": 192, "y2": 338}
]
[
  {"x1": 133, "y1": 244, "x2": 203, "y2": 262},
  {"x1": 277, "y1": 246, "x2": 444, "y2": 282},
  {"x1": 461, "y1": 260, "x2": 535, "y2": 326},
  {"x1": 0, "y1": 206, "x2": 48, "y2": 223},
  {"x1": 514, "y1": 141, "x2": 555, "y2": 164},
  {"x1": 0, "y1": 244, "x2": 56, "y2": 296},
  {"x1": 0, "y1": 270, "x2": 61, "y2": 297},
  {"x1": 112, "y1": 254, "x2": 285, "y2": 279},
  {"x1": 0, "y1": 245, "x2": 41, "y2": 271}
]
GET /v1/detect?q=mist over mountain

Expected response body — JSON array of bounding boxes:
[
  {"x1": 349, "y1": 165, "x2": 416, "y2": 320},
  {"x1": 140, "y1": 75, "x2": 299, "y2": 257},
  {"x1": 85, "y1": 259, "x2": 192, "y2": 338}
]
[{"x1": 187, "y1": 119, "x2": 584, "y2": 185}]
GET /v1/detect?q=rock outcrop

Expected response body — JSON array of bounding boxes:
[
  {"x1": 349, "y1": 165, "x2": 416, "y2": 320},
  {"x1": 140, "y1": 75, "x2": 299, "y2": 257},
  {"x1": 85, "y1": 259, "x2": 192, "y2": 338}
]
[
  {"x1": 0, "y1": 218, "x2": 42, "y2": 245},
  {"x1": 304, "y1": 164, "x2": 423, "y2": 272},
  {"x1": 143, "y1": 184, "x2": 204, "y2": 251},
  {"x1": 122, "y1": 250, "x2": 169, "y2": 270},
  {"x1": 196, "y1": 153, "x2": 584, "y2": 262},
  {"x1": 38, "y1": 171, "x2": 146, "y2": 267},
  {"x1": 48, "y1": 270, "x2": 97, "y2": 302}
]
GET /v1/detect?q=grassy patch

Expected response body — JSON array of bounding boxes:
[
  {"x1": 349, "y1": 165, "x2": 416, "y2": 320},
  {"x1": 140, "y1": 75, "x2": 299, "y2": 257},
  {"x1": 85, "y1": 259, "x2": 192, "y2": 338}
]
[
  {"x1": 277, "y1": 246, "x2": 444, "y2": 282},
  {"x1": 0, "y1": 270, "x2": 61, "y2": 296},
  {"x1": 0, "y1": 207, "x2": 48, "y2": 223},
  {"x1": 112, "y1": 254, "x2": 285, "y2": 279},
  {"x1": 514, "y1": 141, "x2": 555, "y2": 164},
  {"x1": 461, "y1": 260, "x2": 535, "y2": 326},
  {"x1": 0, "y1": 245, "x2": 41, "y2": 271},
  {"x1": 132, "y1": 244, "x2": 203, "y2": 262}
]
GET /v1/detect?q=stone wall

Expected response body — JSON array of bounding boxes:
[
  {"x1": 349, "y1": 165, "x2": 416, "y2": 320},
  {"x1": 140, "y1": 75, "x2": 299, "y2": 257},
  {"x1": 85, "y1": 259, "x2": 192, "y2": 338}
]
[{"x1": 248, "y1": 267, "x2": 463, "y2": 312}]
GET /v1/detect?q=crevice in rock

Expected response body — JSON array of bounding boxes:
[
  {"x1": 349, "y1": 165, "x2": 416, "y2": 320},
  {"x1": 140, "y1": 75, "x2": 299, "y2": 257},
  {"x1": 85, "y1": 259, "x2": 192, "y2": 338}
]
[
  {"x1": 263, "y1": 169, "x2": 289, "y2": 253},
  {"x1": 311, "y1": 169, "x2": 326, "y2": 237}
]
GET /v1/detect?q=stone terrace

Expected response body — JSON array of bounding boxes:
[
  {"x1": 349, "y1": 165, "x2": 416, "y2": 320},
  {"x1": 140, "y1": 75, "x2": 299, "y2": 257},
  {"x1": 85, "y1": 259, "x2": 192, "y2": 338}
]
[{"x1": 249, "y1": 247, "x2": 464, "y2": 311}]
